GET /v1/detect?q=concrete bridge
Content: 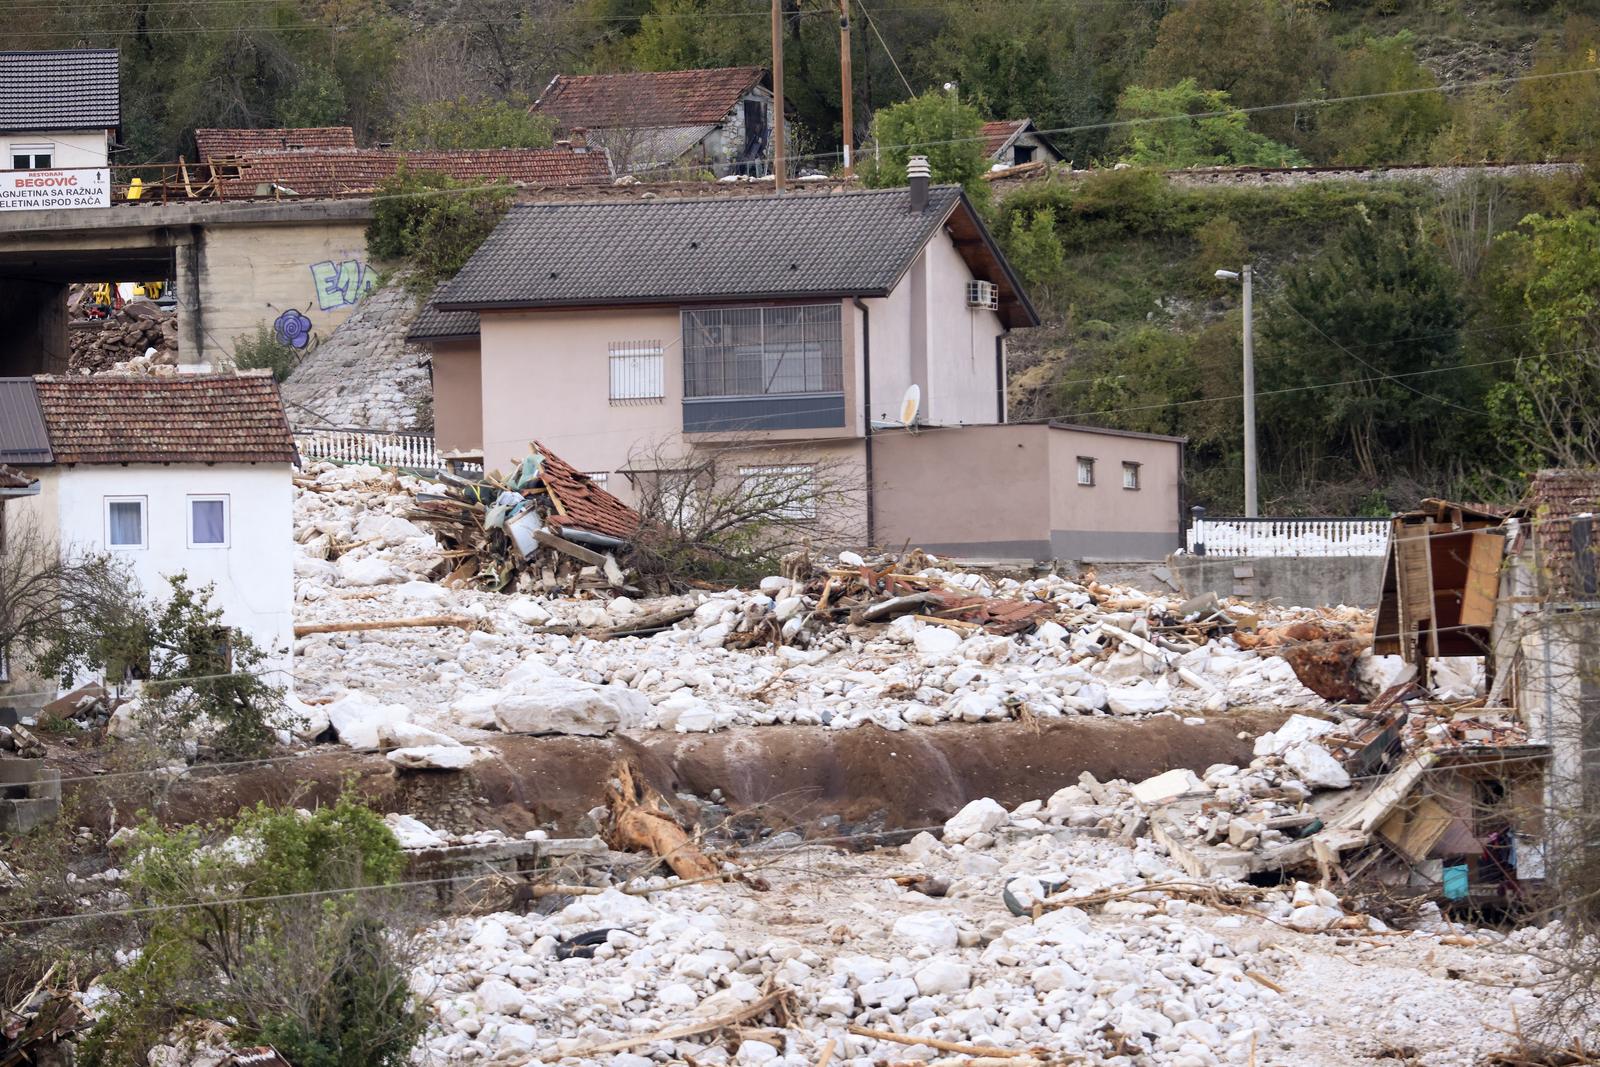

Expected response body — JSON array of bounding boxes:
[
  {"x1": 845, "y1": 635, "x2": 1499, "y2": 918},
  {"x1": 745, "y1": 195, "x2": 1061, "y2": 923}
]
[{"x1": 0, "y1": 198, "x2": 376, "y2": 373}]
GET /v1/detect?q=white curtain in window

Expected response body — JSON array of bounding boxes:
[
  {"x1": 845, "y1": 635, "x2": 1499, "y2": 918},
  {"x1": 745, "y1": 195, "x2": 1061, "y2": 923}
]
[
  {"x1": 192, "y1": 499, "x2": 226, "y2": 543},
  {"x1": 108, "y1": 501, "x2": 143, "y2": 545}
]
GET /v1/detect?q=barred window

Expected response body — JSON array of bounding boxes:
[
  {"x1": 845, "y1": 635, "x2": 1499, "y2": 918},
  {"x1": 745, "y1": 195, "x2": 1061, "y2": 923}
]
[
  {"x1": 609, "y1": 340, "x2": 665, "y2": 402},
  {"x1": 682, "y1": 305, "x2": 843, "y2": 399},
  {"x1": 739, "y1": 465, "x2": 817, "y2": 521}
]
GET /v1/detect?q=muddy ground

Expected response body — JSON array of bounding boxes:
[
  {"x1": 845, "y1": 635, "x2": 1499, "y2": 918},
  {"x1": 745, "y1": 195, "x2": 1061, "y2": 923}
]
[{"x1": 63, "y1": 710, "x2": 1292, "y2": 835}]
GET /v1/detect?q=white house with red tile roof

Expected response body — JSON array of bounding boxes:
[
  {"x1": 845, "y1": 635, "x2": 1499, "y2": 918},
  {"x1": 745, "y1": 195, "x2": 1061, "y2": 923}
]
[
  {"x1": 0, "y1": 372, "x2": 297, "y2": 707},
  {"x1": 979, "y1": 119, "x2": 1064, "y2": 169}
]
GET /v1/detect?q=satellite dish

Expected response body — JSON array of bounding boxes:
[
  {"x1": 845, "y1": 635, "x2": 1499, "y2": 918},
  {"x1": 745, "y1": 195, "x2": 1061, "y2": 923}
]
[{"x1": 899, "y1": 384, "x2": 921, "y2": 427}]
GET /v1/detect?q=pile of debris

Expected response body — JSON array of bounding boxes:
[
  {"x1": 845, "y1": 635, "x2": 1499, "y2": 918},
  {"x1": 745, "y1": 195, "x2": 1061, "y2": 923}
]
[
  {"x1": 2, "y1": 967, "x2": 88, "y2": 1067},
  {"x1": 409, "y1": 443, "x2": 641, "y2": 594},
  {"x1": 68, "y1": 297, "x2": 178, "y2": 375},
  {"x1": 1136, "y1": 682, "x2": 1539, "y2": 902}
]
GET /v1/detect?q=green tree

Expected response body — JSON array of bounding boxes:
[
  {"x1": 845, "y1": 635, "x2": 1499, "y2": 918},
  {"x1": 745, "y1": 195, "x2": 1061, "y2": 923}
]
[
  {"x1": 393, "y1": 96, "x2": 555, "y2": 150},
  {"x1": 32, "y1": 573, "x2": 288, "y2": 759},
  {"x1": 1142, "y1": 0, "x2": 1330, "y2": 146},
  {"x1": 1320, "y1": 32, "x2": 1448, "y2": 166},
  {"x1": 1114, "y1": 81, "x2": 1309, "y2": 168},
  {"x1": 1513, "y1": 18, "x2": 1600, "y2": 161},
  {"x1": 1001, "y1": 205, "x2": 1066, "y2": 302},
  {"x1": 1262, "y1": 216, "x2": 1470, "y2": 481},
  {"x1": 367, "y1": 168, "x2": 514, "y2": 292},
  {"x1": 860, "y1": 91, "x2": 990, "y2": 204},
  {"x1": 1487, "y1": 209, "x2": 1600, "y2": 470},
  {"x1": 80, "y1": 795, "x2": 422, "y2": 1067}
]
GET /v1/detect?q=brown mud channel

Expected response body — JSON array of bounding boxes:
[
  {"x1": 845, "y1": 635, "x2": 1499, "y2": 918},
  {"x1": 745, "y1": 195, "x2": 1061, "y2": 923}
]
[{"x1": 71, "y1": 711, "x2": 1291, "y2": 836}]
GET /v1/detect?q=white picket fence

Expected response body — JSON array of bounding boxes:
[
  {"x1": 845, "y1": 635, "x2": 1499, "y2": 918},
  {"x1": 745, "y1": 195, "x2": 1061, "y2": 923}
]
[
  {"x1": 1187, "y1": 516, "x2": 1390, "y2": 558},
  {"x1": 295, "y1": 429, "x2": 441, "y2": 470}
]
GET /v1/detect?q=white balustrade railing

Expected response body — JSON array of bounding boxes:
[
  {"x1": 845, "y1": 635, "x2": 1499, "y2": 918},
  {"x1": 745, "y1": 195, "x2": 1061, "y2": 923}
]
[
  {"x1": 294, "y1": 429, "x2": 440, "y2": 471},
  {"x1": 1187, "y1": 516, "x2": 1390, "y2": 558}
]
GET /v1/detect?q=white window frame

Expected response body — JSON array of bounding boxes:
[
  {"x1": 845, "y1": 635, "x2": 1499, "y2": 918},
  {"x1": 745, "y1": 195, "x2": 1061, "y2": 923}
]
[
  {"x1": 1122, "y1": 462, "x2": 1141, "y2": 491},
  {"x1": 105, "y1": 496, "x2": 148, "y2": 550},
  {"x1": 1076, "y1": 457, "x2": 1095, "y2": 487},
  {"x1": 10, "y1": 143, "x2": 52, "y2": 169},
  {"x1": 187, "y1": 494, "x2": 231, "y2": 548},
  {"x1": 584, "y1": 471, "x2": 610, "y2": 489},
  {"x1": 739, "y1": 464, "x2": 817, "y2": 521},
  {"x1": 609, "y1": 340, "x2": 665, "y2": 403}
]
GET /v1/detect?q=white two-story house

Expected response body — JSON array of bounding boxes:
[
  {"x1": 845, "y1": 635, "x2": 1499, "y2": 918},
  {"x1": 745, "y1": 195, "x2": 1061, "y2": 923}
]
[{"x1": 0, "y1": 49, "x2": 119, "y2": 173}]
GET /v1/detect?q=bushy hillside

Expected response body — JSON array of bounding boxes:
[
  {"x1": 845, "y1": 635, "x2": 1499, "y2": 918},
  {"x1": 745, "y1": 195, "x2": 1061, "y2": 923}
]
[
  {"x1": 13, "y1": 0, "x2": 1600, "y2": 169},
  {"x1": 992, "y1": 165, "x2": 1600, "y2": 514}
]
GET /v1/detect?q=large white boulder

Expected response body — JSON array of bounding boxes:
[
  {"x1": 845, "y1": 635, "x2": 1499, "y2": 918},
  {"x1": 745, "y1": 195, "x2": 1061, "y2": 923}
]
[
  {"x1": 336, "y1": 554, "x2": 402, "y2": 587},
  {"x1": 1105, "y1": 679, "x2": 1168, "y2": 716},
  {"x1": 914, "y1": 626, "x2": 963, "y2": 657},
  {"x1": 386, "y1": 745, "x2": 486, "y2": 771},
  {"x1": 943, "y1": 797, "x2": 1007, "y2": 843},
  {"x1": 891, "y1": 912, "x2": 959, "y2": 949},
  {"x1": 325, "y1": 691, "x2": 413, "y2": 751},
  {"x1": 493, "y1": 675, "x2": 650, "y2": 736},
  {"x1": 1282, "y1": 740, "x2": 1351, "y2": 790},
  {"x1": 276, "y1": 693, "x2": 331, "y2": 740},
  {"x1": 913, "y1": 959, "x2": 971, "y2": 995},
  {"x1": 1253, "y1": 714, "x2": 1337, "y2": 757},
  {"x1": 1130, "y1": 768, "x2": 1207, "y2": 805},
  {"x1": 377, "y1": 721, "x2": 460, "y2": 749}
]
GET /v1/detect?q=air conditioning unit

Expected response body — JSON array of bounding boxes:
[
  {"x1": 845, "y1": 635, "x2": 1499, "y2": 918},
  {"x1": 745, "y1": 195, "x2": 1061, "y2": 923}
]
[{"x1": 966, "y1": 280, "x2": 999, "y2": 310}]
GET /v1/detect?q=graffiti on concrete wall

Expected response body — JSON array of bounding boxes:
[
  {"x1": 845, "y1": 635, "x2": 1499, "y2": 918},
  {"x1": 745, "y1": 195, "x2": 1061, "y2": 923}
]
[
  {"x1": 309, "y1": 259, "x2": 377, "y2": 311},
  {"x1": 274, "y1": 308, "x2": 315, "y2": 349}
]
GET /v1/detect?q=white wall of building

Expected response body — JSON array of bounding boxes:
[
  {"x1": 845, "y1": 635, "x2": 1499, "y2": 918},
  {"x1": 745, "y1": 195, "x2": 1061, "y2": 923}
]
[
  {"x1": 4, "y1": 129, "x2": 110, "y2": 169},
  {"x1": 52, "y1": 463, "x2": 294, "y2": 682}
]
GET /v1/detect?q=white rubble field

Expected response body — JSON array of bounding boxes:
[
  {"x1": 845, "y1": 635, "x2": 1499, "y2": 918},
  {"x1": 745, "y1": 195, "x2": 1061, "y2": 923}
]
[
  {"x1": 407, "y1": 791, "x2": 1553, "y2": 1067},
  {"x1": 290, "y1": 464, "x2": 1435, "y2": 744}
]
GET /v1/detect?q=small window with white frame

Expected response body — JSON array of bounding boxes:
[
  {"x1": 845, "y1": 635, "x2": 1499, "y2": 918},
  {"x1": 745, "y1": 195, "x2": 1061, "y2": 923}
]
[
  {"x1": 1122, "y1": 461, "x2": 1141, "y2": 490},
  {"x1": 584, "y1": 471, "x2": 610, "y2": 489},
  {"x1": 106, "y1": 496, "x2": 147, "y2": 549},
  {"x1": 10, "y1": 144, "x2": 52, "y2": 169},
  {"x1": 739, "y1": 464, "x2": 817, "y2": 521},
  {"x1": 188, "y1": 495, "x2": 230, "y2": 547},
  {"x1": 609, "y1": 340, "x2": 665, "y2": 403},
  {"x1": 1076, "y1": 457, "x2": 1095, "y2": 487}
]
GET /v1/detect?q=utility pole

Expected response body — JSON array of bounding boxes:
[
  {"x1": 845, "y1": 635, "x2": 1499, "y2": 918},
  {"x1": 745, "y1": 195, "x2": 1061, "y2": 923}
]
[
  {"x1": 839, "y1": 0, "x2": 853, "y2": 175},
  {"x1": 1242, "y1": 263, "x2": 1258, "y2": 517},
  {"x1": 771, "y1": 0, "x2": 786, "y2": 191},
  {"x1": 1214, "y1": 265, "x2": 1258, "y2": 516}
]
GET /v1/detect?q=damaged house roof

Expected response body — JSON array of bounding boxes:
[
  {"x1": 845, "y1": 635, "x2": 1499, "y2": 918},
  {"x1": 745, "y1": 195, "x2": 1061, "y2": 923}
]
[
  {"x1": 531, "y1": 441, "x2": 641, "y2": 541},
  {"x1": 432, "y1": 186, "x2": 1040, "y2": 329},
  {"x1": 29, "y1": 372, "x2": 298, "y2": 465},
  {"x1": 212, "y1": 146, "x2": 612, "y2": 200},
  {"x1": 0, "y1": 463, "x2": 38, "y2": 495},
  {"x1": 1522, "y1": 468, "x2": 1600, "y2": 600},
  {"x1": 195, "y1": 125, "x2": 357, "y2": 160},
  {"x1": 532, "y1": 67, "x2": 767, "y2": 130}
]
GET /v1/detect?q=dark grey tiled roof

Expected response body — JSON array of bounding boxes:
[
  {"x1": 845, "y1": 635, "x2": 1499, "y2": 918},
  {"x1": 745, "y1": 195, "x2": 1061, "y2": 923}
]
[
  {"x1": 436, "y1": 186, "x2": 968, "y2": 310},
  {"x1": 408, "y1": 302, "x2": 481, "y2": 341},
  {"x1": 0, "y1": 51, "x2": 119, "y2": 134},
  {"x1": 0, "y1": 378, "x2": 53, "y2": 465}
]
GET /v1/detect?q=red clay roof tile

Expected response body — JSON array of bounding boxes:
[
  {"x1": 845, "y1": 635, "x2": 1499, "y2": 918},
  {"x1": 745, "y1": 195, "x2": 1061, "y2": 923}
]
[
  {"x1": 533, "y1": 67, "x2": 766, "y2": 130},
  {"x1": 31, "y1": 372, "x2": 298, "y2": 465},
  {"x1": 195, "y1": 126, "x2": 357, "y2": 160},
  {"x1": 532, "y1": 440, "x2": 640, "y2": 541},
  {"x1": 213, "y1": 147, "x2": 612, "y2": 199}
]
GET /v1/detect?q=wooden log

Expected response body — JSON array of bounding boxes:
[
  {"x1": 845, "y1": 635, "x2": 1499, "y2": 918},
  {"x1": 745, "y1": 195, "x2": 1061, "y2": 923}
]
[
  {"x1": 545, "y1": 987, "x2": 793, "y2": 1061},
  {"x1": 606, "y1": 760, "x2": 719, "y2": 880},
  {"x1": 293, "y1": 615, "x2": 480, "y2": 637},
  {"x1": 846, "y1": 1025, "x2": 1045, "y2": 1059}
]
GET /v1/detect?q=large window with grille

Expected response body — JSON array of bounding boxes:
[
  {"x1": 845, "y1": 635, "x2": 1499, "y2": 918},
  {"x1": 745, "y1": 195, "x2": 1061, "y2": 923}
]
[{"x1": 681, "y1": 305, "x2": 843, "y2": 399}]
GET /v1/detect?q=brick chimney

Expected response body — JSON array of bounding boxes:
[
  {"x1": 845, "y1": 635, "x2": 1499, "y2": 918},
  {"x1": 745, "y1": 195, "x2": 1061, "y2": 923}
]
[{"x1": 907, "y1": 155, "x2": 930, "y2": 212}]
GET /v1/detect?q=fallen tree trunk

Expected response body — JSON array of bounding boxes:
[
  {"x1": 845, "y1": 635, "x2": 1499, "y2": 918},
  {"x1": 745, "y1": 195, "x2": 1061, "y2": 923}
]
[
  {"x1": 292, "y1": 615, "x2": 481, "y2": 637},
  {"x1": 606, "y1": 759, "x2": 719, "y2": 880}
]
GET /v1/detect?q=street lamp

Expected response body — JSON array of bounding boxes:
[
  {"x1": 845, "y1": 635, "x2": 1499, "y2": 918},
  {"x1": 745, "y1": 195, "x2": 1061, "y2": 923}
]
[{"x1": 1214, "y1": 266, "x2": 1258, "y2": 518}]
